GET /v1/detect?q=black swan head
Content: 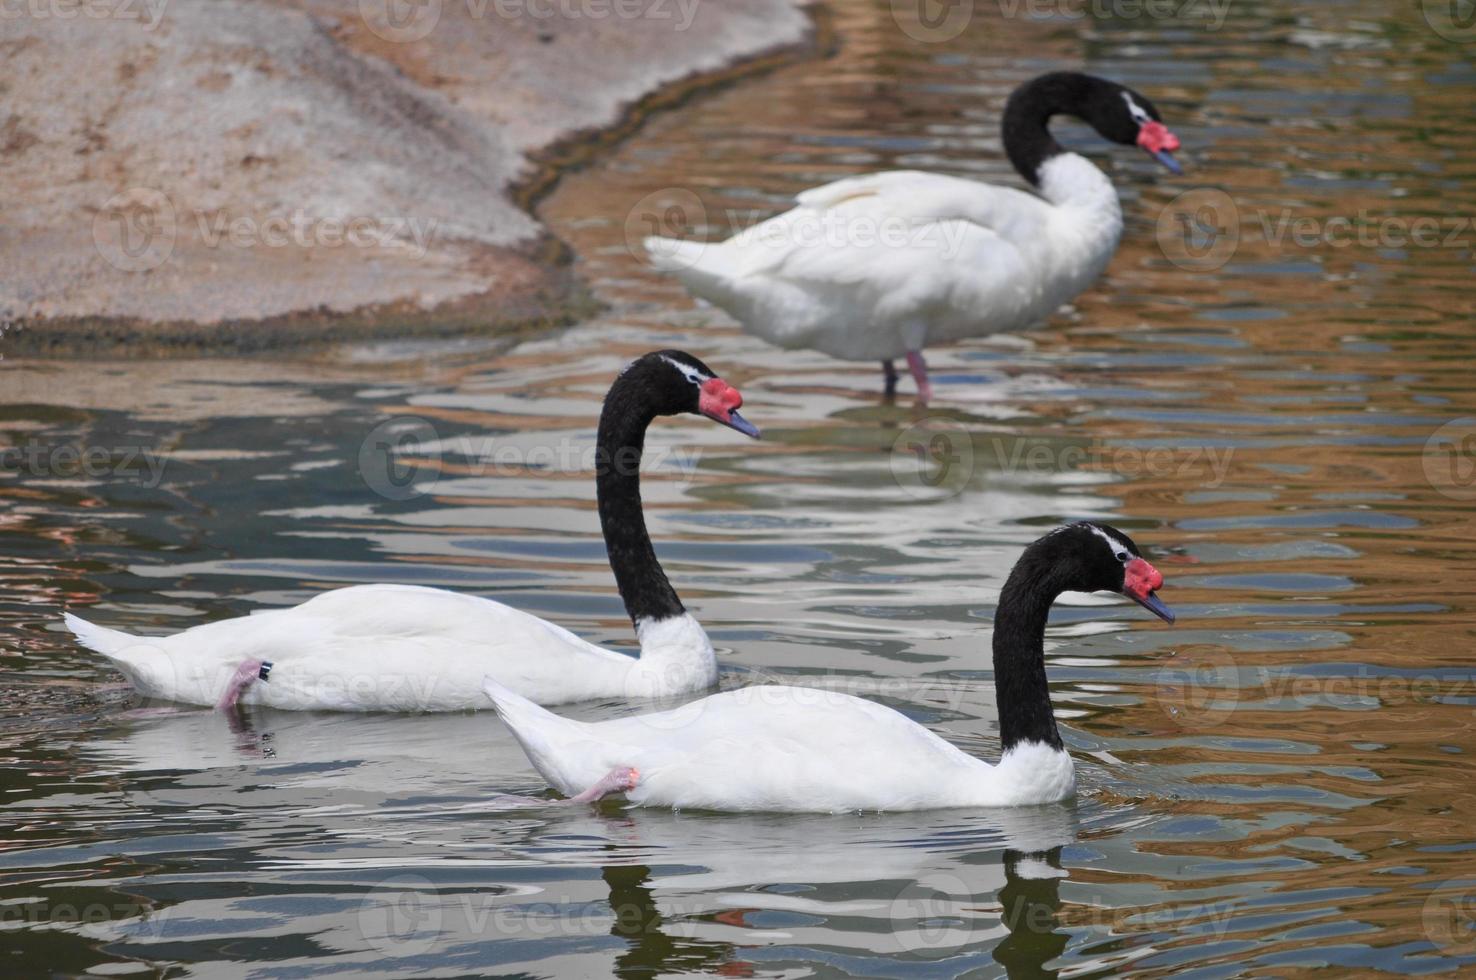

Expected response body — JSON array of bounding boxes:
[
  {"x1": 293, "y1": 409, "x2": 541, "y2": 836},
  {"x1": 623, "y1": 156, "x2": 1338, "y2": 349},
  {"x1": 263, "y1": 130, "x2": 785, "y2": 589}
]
[
  {"x1": 1018, "y1": 521, "x2": 1175, "y2": 623},
  {"x1": 1003, "y1": 73, "x2": 1183, "y2": 183},
  {"x1": 994, "y1": 521, "x2": 1175, "y2": 752},
  {"x1": 614, "y1": 350, "x2": 761, "y2": 439}
]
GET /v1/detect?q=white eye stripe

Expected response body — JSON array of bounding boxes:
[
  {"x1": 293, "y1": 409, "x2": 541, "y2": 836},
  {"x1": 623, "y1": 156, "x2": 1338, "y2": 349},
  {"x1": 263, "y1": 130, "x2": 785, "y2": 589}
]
[
  {"x1": 1121, "y1": 92, "x2": 1152, "y2": 126},
  {"x1": 1083, "y1": 524, "x2": 1134, "y2": 563},
  {"x1": 660, "y1": 355, "x2": 712, "y2": 387}
]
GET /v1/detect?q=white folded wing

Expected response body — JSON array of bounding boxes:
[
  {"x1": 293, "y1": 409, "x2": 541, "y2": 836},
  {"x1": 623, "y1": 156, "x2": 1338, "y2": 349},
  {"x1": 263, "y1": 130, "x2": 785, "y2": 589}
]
[
  {"x1": 69, "y1": 584, "x2": 641, "y2": 711},
  {"x1": 647, "y1": 170, "x2": 1068, "y2": 361},
  {"x1": 485, "y1": 678, "x2": 1075, "y2": 812}
]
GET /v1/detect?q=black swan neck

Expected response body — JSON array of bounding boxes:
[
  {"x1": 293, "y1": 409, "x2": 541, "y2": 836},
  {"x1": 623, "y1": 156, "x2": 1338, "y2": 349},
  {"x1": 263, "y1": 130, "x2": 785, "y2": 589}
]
[
  {"x1": 996, "y1": 847, "x2": 1067, "y2": 975},
  {"x1": 992, "y1": 558, "x2": 1065, "y2": 752},
  {"x1": 595, "y1": 381, "x2": 684, "y2": 626},
  {"x1": 1002, "y1": 72, "x2": 1106, "y2": 188}
]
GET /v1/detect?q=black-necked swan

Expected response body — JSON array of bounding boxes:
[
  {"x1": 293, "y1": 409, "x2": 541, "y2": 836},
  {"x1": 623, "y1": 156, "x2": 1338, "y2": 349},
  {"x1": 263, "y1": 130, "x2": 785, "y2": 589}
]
[
  {"x1": 644, "y1": 72, "x2": 1183, "y2": 403},
  {"x1": 63, "y1": 351, "x2": 760, "y2": 713},
  {"x1": 483, "y1": 522, "x2": 1175, "y2": 811}
]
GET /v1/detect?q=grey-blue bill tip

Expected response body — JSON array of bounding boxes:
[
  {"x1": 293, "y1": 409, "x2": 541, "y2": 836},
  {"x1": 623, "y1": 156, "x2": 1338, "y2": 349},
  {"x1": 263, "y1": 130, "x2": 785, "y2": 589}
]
[
  {"x1": 1133, "y1": 590, "x2": 1176, "y2": 624},
  {"x1": 1152, "y1": 149, "x2": 1183, "y2": 175},
  {"x1": 722, "y1": 410, "x2": 762, "y2": 439}
]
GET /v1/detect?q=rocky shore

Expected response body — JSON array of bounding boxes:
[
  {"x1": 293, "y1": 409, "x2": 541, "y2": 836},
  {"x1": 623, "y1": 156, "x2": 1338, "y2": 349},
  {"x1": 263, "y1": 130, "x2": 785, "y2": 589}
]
[{"x1": 0, "y1": 0, "x2": 813, "y2": 352}]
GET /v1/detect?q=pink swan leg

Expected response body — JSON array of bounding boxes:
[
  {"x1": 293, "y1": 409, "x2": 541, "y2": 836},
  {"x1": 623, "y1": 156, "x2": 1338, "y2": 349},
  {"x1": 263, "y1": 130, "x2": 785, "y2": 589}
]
[
  {"x1": 906, "y1": 350, "x2": 933, "y2": 405},
  {"x1": 562, "y1": 766, "x2": 640, "y2": 805},
  {"x1": 215, "y1": 659, "x2": 272, "y2": 712}
]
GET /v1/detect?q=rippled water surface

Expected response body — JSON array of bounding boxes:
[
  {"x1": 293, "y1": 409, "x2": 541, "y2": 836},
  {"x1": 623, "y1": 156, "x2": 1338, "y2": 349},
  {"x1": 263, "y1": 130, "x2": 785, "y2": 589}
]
[{"x1": 5, "y1": 0, "x2": 1476, "y2": 975}]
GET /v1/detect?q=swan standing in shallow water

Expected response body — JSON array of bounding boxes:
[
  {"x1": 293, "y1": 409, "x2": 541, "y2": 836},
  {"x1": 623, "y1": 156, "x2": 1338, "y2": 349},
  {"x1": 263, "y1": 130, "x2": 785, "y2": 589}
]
[
  {"x1": 484, "y1": 522, "x2": 1175, "y2": 812},
  {"x1": 645, "y1": 72, "x2": 1183, "y2": 402},
  {"x1": 64, "y1": 350, "x2": 760, "y2": 713}
]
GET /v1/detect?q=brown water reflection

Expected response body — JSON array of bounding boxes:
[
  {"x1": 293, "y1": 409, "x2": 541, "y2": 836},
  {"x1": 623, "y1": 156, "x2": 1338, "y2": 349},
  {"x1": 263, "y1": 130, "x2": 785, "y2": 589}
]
[{"x1": 3, "y1": 0, "x2": 1476, "y2": 975}]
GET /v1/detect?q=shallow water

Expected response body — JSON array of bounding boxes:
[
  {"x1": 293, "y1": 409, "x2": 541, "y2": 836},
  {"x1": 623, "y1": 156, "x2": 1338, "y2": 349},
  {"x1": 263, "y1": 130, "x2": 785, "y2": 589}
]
[{"x1": 5, "y1": 0, "x2": 1476, "y2": 975}]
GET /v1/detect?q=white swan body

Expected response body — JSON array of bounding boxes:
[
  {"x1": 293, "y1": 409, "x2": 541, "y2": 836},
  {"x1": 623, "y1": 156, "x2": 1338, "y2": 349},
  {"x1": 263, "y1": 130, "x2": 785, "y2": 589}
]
[
  {"x1": 65, "y1": 350, "x2": 761, "y2": 713},
  {"x1": 67, "y1": 585, "x2": 716, "y2": 711},
  {"x1": 484, "y1": 679, "x2": 1075, "y2": 812},
  {"x1": 484, "y1": 521, "x2": 1177, "y2": 812},
  {"x1": 645, "y1": 73, "x2": 1182, "y2": 399},
  {"x1": 647, "y1": 158, "x2": 1122, "y2": 362}
]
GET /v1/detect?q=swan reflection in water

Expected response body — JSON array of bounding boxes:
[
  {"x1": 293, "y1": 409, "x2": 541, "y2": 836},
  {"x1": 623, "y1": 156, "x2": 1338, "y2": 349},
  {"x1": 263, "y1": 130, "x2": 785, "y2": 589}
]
[
  {"x1": 599, "y1": 842, "x2": 1074, "y2": 980},
  {"x1": 79, "y1": 702, "x2": 1085, "y2": 977}
]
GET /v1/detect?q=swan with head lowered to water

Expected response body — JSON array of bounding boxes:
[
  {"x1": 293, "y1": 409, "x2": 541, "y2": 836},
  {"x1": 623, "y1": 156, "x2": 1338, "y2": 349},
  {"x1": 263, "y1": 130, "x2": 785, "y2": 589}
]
[
  {"x1": 645, "y1": 72, "x2": 1183, "y2": 402},
  {"x1": 483, "y1": 522, "x2": 1175, "y2": 812},
  {"x1": 64, "y1": 350, "x2": 760, "y2": 713}
]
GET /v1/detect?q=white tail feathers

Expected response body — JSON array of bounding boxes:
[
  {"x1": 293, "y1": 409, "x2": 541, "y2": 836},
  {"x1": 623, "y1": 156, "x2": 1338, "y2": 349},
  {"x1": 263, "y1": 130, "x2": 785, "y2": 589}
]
[
  {"x1": 643, "y1": 236, "x2": 710, "y2": 273},
  {"x1": 483, "y1": 675, "x2": 592, "y2": 795},
  {"x1": 482, "y1": 674, "x2": 534, "y2": 716},
  {"x1": 643, "y1": 236, "x2": 741, "y2": 317},
  {"x1": 63, "y1": 613, "x2": 137, "y2": 658},
  {"x1": 482, "y1": 675, "x2": 568, "y2": 738}
]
